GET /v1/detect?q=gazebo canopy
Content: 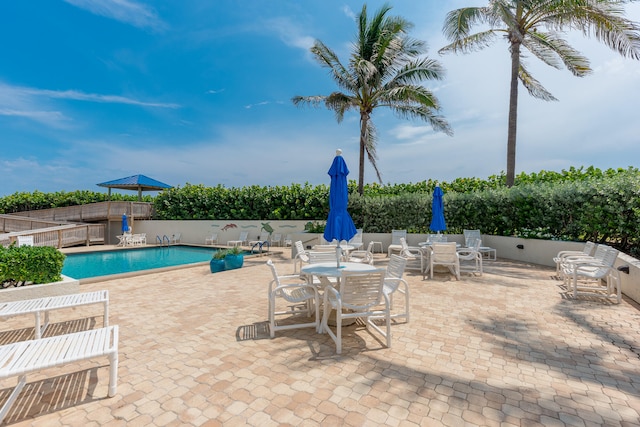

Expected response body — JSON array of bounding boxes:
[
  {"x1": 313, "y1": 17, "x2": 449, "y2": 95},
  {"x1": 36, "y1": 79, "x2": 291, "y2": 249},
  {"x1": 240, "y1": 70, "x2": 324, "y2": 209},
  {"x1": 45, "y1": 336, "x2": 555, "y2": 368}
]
[{"x1": 97, "y1": 174, "x2": 172, "y2": 201}]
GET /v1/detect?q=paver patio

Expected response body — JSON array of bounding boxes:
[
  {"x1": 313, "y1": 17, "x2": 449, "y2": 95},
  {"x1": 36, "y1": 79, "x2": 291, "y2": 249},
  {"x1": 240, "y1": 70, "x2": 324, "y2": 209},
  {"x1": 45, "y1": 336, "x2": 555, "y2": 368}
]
[{"x1": 0, "y1": 250, "x2": 639, "y2": 426}]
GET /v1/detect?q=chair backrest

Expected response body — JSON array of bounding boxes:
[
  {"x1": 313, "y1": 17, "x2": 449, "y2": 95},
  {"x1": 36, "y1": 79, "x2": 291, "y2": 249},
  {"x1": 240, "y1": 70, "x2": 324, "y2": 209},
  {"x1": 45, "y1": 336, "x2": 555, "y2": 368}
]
[
  {"x1": 591, "y1": 244, "x2": 609, "y2": 262},
  {"x1": 463, "y1": 229, "x2": 481, "y2": 247},
  {"x1": 238, "y1": 231, "x2": 248, "y2": 241},
  {"x1": 294, "y1": 240, "x2": 309, "y2": 262},
  {"x1": 601, "y1": 247, "x2": 619, "y2": 267},
  {"x1": 582, "y1": 241, "x2": 596, "y2": 256},
  {"x1": 391, "y1": 230, "x2": 407, "y2": 245},
  {"x1": 386, "y1": 255, "x2": 407, "y2": 281},
  {"x1": 271, "y1": 233, "x2": 282, "y2": 243},
  {"x1": 364, "y1": 241, "x2": 374, "y2": 253},
  {"x1": 308, "y1": 251, "x2": 338, "y2": 264},
  {"x1": 427, "y1": 234, "x2": 447, "y2": 244},
  {"x1": 339, "y1": 271, "x2": 386, "y2": 310},
  {"x1": 210, "y1": 233, "x2": 218, "y2": 240},
  {"x1": 431, "y1": 242, "x2": 458, "y2": 263},
  {"x1": 17, "y1": 236, "x2": 34, "y2": 247},
  {"x1": 399, "y1": 237, "x2": 410, "y2": 255},
  {"x1": 266, "y1": 260, "x2": 284, "y2": 291},
  {"x1": 259, "y1": 231, "x2": 269, "y2": 241}
]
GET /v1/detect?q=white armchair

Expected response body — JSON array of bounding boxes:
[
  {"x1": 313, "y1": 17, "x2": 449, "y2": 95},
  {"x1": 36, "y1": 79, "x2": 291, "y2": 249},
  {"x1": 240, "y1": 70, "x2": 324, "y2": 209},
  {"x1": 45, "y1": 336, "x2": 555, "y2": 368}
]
[
  {"x1": 267, "y1": 260, "x2": 319, "y2": 337},
  {"x1": 425, "y1": 242, "x2": 460, "y2": 280},
  {"x1": 321, "y1": 270, "x2": 389, "y2": 354}
]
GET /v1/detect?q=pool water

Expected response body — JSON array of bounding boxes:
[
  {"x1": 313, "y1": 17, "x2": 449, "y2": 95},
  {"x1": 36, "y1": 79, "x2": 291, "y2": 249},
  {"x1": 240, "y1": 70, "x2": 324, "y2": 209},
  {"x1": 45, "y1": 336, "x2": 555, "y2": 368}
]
[{"x1": 62, "y1": 246, "x2": 234, "y2": 279}]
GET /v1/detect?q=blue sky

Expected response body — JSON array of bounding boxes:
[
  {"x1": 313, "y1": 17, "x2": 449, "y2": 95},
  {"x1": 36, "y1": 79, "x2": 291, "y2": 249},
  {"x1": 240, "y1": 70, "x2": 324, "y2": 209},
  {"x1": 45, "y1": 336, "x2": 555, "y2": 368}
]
[{"x1": 1, "y1": 0, "x2": 639, "y2": 197}]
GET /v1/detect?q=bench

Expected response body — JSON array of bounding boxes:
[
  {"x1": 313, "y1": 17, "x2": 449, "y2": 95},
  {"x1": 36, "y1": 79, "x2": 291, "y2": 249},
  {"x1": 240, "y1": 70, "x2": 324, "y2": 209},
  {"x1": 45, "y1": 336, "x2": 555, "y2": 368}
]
[
  {"x1": 0, "y1": 290, "x2": 109, "y2": 339},
  {"x1": 0, "y1": 325, "x2": 119, "y2": 423}
]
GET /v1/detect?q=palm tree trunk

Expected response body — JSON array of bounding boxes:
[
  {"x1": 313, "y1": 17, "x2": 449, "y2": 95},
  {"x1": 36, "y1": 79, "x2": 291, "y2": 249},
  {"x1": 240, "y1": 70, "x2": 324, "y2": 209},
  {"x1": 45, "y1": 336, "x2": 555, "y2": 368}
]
[
  {"x1": 358, "y1": 112, "x2": 369, "y2": 195},
  {"x1": 506, "y1": 41, "x2": 521, "y2": 188}
]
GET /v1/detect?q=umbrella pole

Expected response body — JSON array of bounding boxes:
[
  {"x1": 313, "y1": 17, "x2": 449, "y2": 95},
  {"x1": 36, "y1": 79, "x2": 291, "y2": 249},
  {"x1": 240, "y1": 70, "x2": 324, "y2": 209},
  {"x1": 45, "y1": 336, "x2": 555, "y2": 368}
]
[{"x1": 336, "y1": 243, "x2": 342, "y2": 268}]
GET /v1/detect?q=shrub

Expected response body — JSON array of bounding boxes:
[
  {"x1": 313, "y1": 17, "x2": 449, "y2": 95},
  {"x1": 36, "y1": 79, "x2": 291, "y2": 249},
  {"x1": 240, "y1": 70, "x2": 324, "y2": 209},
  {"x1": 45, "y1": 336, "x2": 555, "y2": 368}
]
[{"x1": 0, "y1": 245, "x2": 66, "y2": 288}]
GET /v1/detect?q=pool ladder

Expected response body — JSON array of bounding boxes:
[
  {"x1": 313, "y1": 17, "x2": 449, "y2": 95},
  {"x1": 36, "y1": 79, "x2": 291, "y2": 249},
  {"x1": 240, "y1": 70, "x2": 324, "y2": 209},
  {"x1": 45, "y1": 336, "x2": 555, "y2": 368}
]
[{"x1": 156, "y1": 235, "x2": 171, "y2": 247}]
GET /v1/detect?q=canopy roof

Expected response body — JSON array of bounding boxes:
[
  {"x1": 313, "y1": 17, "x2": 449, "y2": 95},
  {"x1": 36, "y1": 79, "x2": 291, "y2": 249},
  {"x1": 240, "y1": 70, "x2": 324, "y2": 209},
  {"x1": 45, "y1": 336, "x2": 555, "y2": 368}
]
[{"x1": 97, "y1": 174, "x2": 172, "y2": 200}]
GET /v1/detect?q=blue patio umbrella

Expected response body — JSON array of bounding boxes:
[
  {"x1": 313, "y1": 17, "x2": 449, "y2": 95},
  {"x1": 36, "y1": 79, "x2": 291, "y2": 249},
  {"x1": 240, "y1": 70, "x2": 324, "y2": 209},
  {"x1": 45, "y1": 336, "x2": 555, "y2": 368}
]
[
  {"x1": 121, "y1": 213, "x2": 129, "y2": 233},
  {"x1": 429, "y1": 185, "x2": 447, "y2": 233},
  {"x1": 324, "y1": 149, "x2": 357, "y2": 266}
]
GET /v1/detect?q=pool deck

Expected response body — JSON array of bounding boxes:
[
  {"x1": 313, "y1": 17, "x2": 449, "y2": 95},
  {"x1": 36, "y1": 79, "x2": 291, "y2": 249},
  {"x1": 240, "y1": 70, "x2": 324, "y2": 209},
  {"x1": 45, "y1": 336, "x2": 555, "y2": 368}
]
[{"x1": 1, "y1": 248, "x2": 639, "y2": 426}]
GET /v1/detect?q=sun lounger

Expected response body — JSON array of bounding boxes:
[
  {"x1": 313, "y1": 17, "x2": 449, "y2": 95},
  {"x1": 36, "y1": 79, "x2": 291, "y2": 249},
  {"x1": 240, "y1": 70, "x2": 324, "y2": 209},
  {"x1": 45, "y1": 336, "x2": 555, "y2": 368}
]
[
  {"x1": 0, "y1": 325, "x2": 119, "y2": 423},
  {"x1": 0, "y1": 290, "x2": 109, "y2": 339}
]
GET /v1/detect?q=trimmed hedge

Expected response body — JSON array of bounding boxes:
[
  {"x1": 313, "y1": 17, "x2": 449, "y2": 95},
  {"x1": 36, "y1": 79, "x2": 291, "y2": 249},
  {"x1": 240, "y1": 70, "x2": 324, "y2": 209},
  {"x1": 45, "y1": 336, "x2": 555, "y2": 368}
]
[{"x1": 0, "y1": 245, "x2": 66, "y2": 288}]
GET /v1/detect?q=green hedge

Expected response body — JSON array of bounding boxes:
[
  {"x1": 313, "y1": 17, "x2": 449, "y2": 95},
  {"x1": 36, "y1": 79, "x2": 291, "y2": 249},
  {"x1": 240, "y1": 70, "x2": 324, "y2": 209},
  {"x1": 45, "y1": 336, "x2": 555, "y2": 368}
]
[{"x1": 0, "y1": 245, "x2": 66, "y2": 288}]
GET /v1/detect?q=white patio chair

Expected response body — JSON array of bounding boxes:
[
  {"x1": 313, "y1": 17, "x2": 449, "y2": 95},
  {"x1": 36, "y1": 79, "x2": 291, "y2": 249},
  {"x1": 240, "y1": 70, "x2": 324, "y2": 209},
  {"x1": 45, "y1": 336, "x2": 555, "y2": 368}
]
[
  {"x1": 320, "y1": 270, "x2": 390, "y2": 354},
  {"x1": 425, "y1": 242, "x2": 460, "y2": 280},
  {"x1": 382, "y1": 255, "x2": 410, "y2": 322},
  {"x1": 267, "y1": 260, "x2": 319, "y2": 338},
  {"x1": 560, "y1": 244, "x2": 609, "y2": 283},
  {"x1": 387, "y1": 229, "x2": 406, "y2": 257},
  {"x1": 399, "y1": 237, "x2": 426, "y2": 272},
  {"x1": 308, "y1": 251, "x2": 339, "y2": 264},
  {"x1": 228, "y1": 231, "x2": 248, "y2": 247},
  {"x1": 348, "y1": 241, "x2": 375, "y2": 265},
  {"x1": 457, "y1": 238, "x2": 483, "y2": 276},
  {"x1": 553, "y1": 241, "x2": 595, "y2": 274},
  {"x1": 293, "y1": 240, "x2": 310, "y2": 273},
  {"x1": 568, "y1": 246, "x2": 621, "y2": 303},
  {"x1": 464, "y1": 229, "x2": 496, "y2": 260},
  {"x1": 170, "y1": 233, "x2": 181, "y2": 244},
  {"x1": 283, "y1": 234, "x2": 292, "y2": 247},
  {"x1": 205, "y1": 233, "x2": 218, "y2": 245}
]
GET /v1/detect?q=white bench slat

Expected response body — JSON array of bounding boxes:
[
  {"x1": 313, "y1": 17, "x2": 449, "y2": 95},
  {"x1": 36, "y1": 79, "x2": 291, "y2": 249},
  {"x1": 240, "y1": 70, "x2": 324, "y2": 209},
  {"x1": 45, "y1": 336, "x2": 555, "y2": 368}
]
[
  {"x1": 0, "y1": 326, "x2": 118, "y2": 423},
  {"x1": 0, "y1": 290, "x2": 109, "y2": 339}
]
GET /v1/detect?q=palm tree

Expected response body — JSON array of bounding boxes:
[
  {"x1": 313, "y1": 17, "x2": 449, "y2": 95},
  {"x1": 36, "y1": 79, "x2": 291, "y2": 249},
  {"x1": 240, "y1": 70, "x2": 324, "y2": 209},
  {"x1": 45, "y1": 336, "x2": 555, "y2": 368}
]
[
  {"x1": 440, "y1": 0, "x2": 640, "y2": 187},
  {"x1": 293, "y1": 3, "x2": 453, "y2": 195}
]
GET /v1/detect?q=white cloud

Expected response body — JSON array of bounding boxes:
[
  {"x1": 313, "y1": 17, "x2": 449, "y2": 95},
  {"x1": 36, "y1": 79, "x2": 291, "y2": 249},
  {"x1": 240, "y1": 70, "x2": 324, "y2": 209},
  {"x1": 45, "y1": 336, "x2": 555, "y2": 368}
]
[{"x1": 63, "y1": 0, "x2": 167, "y2": 32}]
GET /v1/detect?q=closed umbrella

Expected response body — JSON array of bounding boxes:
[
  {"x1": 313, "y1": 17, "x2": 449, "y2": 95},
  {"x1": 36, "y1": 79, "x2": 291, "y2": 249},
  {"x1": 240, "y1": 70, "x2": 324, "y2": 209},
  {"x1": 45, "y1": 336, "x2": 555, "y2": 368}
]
[
  {"x1": 121, "y1": 213, "x2": 129, "y2": 233},
  {"x1": 323, "y1": 149, "x2": 357, "y2": 267},
  {"x1": 429, "y1": 185, "x2": 447, "y2": 233}
]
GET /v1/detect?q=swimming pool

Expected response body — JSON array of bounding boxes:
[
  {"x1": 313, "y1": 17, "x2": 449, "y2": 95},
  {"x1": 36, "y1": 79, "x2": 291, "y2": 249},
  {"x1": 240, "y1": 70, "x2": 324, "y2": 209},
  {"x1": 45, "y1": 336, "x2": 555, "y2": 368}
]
[{"x1": 62, "y1": 246, "x2": 234, "y2": 280}]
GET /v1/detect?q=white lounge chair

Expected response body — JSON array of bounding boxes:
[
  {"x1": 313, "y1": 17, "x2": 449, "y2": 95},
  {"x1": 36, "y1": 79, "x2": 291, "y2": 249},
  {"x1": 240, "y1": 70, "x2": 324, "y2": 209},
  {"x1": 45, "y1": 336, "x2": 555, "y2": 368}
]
[
  {"x1": 267, "y1": 260, "x2": 319, "y2": 338},
  {"x1": 0, "y1": 290, "x2": 109, "y2": 339},
  {"x1": 228, "y1": 231, "x2": 248, "y2": 247},
  {"x1": 270, "y1": 233, "x2": 282, "y2": 247},
  {"x1": 553, "y1": 241, "x2": 595, "y2": 275},
  {"x1": 249, "y1": 231, "x2": 270, "y2": 247},
  {"x1": 348, "y1": 229, "x2": 364, "y2": 250},
  {"x1": 0, "y1": 326, "x2": 119, "y2": 424},
  {"x1": 205, "y1": 233, "x2": 218, "y2": 245}
]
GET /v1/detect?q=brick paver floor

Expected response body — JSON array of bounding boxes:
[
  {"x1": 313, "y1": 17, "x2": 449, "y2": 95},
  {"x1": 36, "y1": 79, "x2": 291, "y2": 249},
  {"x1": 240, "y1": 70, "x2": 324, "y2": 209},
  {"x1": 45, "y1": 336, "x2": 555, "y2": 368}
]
[{"x1": 1, "y1": 250, "x2": 639, "y2": 426}]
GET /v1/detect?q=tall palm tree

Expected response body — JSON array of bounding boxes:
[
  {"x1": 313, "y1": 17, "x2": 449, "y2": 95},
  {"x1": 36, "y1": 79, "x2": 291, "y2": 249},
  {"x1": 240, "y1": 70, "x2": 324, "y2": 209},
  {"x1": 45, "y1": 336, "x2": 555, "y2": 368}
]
[
  {"x1": 440, "y1": 0, "x2": 640, "y2": 187},
  {"x1": 293, "y1": 3, "x2": 453, "y2": 195}
]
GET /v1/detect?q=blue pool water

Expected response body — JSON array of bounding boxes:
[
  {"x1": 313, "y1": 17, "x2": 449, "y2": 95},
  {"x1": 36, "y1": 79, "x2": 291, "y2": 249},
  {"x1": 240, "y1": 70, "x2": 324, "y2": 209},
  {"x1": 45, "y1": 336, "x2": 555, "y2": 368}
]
[{"x1": 62, "y1": 246, "x2": 231, "y2": 279}]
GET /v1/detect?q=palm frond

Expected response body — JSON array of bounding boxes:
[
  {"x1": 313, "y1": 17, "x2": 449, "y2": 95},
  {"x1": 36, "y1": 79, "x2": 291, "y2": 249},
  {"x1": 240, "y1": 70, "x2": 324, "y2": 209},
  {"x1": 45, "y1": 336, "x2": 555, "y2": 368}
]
[
  {"x1": 518, "y1": 63, "x2": 558, "y2": 101},
  {"x1": 387, "y1": 57, "x2": 447, "y2": 86},
  {"x1": 311, "y1": 41, "x2": 358, "y2": 93},
  {"x1": 439, "y1": 29, "x2": 499, "y2": 54},
  {"x1": 388, "y1": 104, "x2": 453, "y2": 137},
  {"x1": 524, "y1": 31, "x2": 591, "y2": 76},
  {"x1": 325, "y1": 92, "x2": 357, "y2": 123},
  {"x1": 363, "y1": 120, "x2": 382, "y2": 184}
]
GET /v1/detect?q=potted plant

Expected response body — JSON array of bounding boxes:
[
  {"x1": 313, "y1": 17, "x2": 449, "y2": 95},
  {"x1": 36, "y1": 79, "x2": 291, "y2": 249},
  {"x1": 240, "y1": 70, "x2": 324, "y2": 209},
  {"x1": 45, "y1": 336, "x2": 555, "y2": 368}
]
[
  {"x1": 210, "y1": 249, "x2": 227, "y2": 273},
  {"x1": 224, "y1": 246, "x2": 244, "y2": 270}
]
